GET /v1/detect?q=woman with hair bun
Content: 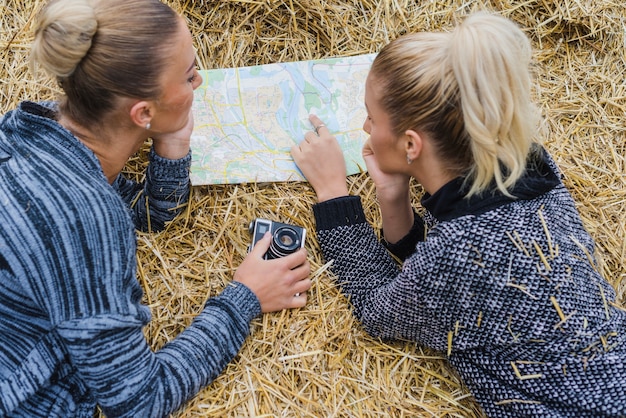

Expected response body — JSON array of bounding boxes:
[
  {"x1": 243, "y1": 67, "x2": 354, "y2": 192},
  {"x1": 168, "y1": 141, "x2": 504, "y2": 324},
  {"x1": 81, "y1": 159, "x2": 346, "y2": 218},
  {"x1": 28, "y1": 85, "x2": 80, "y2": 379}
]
[
  {"x1": 0, "y1": 0, "x2": 311, "y2": 416},
  {"x1": 292, "y1": 12, "x2": 625, "y2": 417}
]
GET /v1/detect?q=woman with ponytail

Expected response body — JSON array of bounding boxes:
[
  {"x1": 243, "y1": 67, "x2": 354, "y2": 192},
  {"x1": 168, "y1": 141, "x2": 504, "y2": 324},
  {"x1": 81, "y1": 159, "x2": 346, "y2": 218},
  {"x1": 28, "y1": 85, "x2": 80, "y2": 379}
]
[
  {"x1": 0, "y1": 0, "x2": 311, "y2": 416},
  {"x1": 292, "y1": 12, "x2": 625, "y2": 417}
]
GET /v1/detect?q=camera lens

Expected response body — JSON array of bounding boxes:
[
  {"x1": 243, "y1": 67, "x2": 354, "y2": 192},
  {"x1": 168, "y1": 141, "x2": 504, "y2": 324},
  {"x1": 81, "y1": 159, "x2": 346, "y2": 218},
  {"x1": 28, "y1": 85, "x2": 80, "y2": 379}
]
[{"x1": 267, "y1": 226, "x2": 301, "y2": 259}]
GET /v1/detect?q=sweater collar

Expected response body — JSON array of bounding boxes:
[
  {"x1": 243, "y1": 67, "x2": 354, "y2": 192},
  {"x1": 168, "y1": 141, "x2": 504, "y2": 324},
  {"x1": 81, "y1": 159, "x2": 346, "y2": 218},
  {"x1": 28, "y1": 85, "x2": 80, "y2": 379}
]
[{"x1": 421, "y1": 146, "x2": 560, "y2": 221}]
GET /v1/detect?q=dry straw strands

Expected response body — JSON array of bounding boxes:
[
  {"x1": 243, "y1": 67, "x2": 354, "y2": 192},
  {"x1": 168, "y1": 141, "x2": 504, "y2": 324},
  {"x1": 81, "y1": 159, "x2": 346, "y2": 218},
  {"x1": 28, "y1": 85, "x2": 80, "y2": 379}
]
[{"x1": 2, "y1": 0, "x2": 625, "y2": 416}]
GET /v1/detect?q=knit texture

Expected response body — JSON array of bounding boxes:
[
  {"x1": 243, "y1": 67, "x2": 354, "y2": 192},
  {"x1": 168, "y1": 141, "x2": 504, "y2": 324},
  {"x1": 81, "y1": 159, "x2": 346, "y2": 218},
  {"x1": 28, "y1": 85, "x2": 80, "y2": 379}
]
[
  {"x1": 313, "y1": 149, "x2": 626, "y2": 417},
  {"x1": 0, "y1": 102, "x2": 261, "y2": 417}
]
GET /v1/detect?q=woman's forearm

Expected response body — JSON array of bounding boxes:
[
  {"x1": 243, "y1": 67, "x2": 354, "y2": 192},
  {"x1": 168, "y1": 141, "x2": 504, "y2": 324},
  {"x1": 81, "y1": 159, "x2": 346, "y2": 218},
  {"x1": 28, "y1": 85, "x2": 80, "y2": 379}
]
[{"x1": 377, "y1": 186, "x2": 414, "y2": 244}]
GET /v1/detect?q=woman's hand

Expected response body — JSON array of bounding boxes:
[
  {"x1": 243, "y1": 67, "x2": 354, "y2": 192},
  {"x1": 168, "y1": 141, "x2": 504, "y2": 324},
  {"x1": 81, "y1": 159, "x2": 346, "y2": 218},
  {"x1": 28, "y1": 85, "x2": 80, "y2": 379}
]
[
  {"x1": 291, "y1": 115, "x2": 349, "y2": 202},
  {"x1": 151, "y1": 109, "x2": 194, "y2": 160},
  {"x1": 362, "y1": 138, "x2": 410, "y2": 201},
  {"x1": 362, "y1": 139, "x2": 414, "y2": 244},
  {"x1": 233, "y1": 232, "x2": 311, "y2": 313}
]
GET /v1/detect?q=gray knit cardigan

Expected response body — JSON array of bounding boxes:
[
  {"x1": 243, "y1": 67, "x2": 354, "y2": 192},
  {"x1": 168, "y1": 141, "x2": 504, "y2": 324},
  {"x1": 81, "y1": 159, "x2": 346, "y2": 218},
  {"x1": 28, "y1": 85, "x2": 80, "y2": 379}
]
[
  {"x1": 312, "y1": 147, "x2": 626, "y2": 417},
  {"x1": 0, "y1": 102, "x2": 261, "y2": 417}
]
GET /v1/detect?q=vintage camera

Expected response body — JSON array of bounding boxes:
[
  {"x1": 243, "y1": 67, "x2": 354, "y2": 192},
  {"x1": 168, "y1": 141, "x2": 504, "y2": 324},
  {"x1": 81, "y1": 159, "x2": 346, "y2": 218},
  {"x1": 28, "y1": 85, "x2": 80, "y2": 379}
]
[{"x1": 248, "y1": 218, "x2": 306, "y2": 260}]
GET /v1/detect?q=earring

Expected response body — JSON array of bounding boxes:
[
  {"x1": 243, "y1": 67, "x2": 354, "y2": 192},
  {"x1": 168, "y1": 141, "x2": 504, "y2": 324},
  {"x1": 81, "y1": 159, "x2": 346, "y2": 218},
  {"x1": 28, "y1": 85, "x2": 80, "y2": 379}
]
[
  {"x1": 146, "y1": 122, "x2": 151, "y2": 130},
  {"x1": 406, "y1": 155, "x2": 412, "y2": 165}
]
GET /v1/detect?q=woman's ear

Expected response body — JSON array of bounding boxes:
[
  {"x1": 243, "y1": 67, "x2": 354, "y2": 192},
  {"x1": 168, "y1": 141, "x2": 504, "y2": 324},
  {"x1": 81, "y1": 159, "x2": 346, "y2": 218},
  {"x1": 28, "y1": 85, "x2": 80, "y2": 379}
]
[
  {"x1": 129, "y1": 101, "x2": 153, "y2": 129},
  {"x1": 404, "y1": 129, "x2": 423, "y2": 162}
]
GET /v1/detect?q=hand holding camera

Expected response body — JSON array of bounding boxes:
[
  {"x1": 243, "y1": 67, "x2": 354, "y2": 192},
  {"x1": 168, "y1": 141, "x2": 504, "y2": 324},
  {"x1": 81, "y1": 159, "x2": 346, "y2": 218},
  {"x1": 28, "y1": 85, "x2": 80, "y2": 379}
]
[
  {"x1": 248, "y1": 218, "x2": 306, "y2": 259},
  {"x1": 233, "y1": 219, "x2": 311, "y2": 313}
]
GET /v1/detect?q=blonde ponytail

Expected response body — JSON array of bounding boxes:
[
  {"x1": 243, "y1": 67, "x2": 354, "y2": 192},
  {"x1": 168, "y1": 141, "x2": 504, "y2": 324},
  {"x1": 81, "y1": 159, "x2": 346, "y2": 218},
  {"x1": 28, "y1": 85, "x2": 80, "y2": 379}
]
[
  {"x1": 450, "y1": 12, "x2": 540, "y2": 196},
  {"x1": 370, "y1": 12, "x2": 541, "y2": 198},
  {"x1": 31, "y1": 0, "x2": 97, "y2": 78}
]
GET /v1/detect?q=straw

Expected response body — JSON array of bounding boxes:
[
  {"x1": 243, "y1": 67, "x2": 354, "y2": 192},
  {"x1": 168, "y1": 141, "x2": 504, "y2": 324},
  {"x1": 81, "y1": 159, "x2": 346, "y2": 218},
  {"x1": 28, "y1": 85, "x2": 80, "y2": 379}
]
[{"x1": 1, "y1": 0, "x2": 624, "y2": 416}]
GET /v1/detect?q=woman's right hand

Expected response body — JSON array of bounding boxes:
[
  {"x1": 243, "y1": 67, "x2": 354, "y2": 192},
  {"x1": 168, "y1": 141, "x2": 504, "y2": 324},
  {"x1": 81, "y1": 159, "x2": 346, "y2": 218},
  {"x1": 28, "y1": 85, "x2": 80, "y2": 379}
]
[
  {"x1": 291, "y1": 115, "x2": 349, "y2": 202},
  {"x1": 233, "y1": 233, "x2": 311, "y2": 313}
]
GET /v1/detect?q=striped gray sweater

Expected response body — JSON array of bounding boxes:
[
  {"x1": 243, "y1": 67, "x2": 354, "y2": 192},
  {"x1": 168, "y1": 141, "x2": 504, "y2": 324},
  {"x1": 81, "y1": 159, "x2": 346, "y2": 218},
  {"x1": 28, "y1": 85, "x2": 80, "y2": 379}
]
[
  {"x1": 0, "y1": 102, "x2": 261, "y2": 417},
  {"x1": 312, "y1": 148, "x2": 626, "y2": 417}
]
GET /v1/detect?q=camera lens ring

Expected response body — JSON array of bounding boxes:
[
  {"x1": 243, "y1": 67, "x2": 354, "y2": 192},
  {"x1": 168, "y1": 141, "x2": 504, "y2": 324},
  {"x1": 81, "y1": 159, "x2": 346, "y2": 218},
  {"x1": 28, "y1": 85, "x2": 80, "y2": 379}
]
[{"x1": 267, "y1": 226, "x2": 301, "y2": 259}]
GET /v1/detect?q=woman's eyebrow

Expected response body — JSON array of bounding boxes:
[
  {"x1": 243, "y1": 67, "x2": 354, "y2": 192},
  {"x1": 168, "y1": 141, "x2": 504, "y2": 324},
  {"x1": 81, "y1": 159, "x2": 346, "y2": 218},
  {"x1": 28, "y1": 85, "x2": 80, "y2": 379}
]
[{"x1": 186, "y1": 59, "x2": 197, "y2": 73}]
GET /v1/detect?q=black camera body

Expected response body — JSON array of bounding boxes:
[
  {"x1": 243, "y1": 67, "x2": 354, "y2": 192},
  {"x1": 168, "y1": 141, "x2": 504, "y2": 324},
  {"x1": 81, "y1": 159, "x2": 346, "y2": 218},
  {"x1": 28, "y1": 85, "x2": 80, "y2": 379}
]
[{"x1": 248, "y1": 218, "x2": 306, "y2": 260}]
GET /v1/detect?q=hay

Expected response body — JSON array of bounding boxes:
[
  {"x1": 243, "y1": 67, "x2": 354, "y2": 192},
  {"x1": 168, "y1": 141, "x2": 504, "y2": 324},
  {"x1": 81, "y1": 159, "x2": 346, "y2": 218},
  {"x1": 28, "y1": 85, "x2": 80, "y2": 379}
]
[{"x1": 1, "y1": 0, "x2": 624, "y2": 416}]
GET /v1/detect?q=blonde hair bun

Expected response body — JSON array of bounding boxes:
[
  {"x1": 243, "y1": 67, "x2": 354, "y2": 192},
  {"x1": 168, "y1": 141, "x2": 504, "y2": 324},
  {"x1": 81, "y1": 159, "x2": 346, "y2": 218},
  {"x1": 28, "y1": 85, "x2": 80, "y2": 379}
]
[{"x1": 31, "y1": 0, "x2": 97, "y2": 78}]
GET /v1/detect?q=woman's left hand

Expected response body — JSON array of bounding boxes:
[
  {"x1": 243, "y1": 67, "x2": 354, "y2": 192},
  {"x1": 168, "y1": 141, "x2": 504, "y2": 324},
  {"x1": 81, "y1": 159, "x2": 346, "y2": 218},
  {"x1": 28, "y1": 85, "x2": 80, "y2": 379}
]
[
  {"x1": 291, "y1": 115, "x2": 349, "y2": 202},
  {"x1": 151, "y1": 109, "x2": 194, "y2": 160},
  {"x1": 362, "y1": 138, "x2": 410, "y2": 202}
]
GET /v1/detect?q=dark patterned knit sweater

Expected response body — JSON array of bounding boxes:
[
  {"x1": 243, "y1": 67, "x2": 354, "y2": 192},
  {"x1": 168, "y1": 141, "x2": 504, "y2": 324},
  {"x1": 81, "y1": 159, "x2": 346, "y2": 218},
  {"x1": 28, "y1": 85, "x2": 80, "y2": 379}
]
[
  {"x1": 0, "y1": 102, "x2": 261, "y2": 417},
  {"x1": 313, "y1": 147, "x2": 626, "y2": 417}
]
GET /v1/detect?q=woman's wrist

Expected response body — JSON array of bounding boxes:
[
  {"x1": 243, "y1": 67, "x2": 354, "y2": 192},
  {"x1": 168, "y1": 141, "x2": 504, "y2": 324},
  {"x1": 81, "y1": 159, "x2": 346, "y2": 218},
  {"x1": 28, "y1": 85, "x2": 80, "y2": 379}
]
[
  {"x1": 315, "y1": 183, "x2": 349, "y2": 203},
  {"x1": 377, "y1": 184, "x2": 413, "y2": 244},
  {"x1": 152, "y1": 140, "x2": 191, "y2": 160},
  {"x1": 375, "y1": 181, "x2": 410, "y2": 205}
]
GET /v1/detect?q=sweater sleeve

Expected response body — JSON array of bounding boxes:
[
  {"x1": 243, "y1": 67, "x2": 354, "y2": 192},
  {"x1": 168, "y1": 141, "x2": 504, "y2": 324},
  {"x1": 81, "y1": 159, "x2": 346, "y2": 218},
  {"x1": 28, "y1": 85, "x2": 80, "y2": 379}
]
[
  {"x1": 113, "y1": 147, "x2": 191, "y2": 232},
  {"x1": 56, "y1": 283, "x2": 260, "y2": 418},
  {"x1": 12, "y1": 184, "x2": 261, "y2": 417},
  {"x1": 313, "y1": 196, "x2": 465, "y2": 348},
  {"x1": 313, "y1": 197, "x2": 417, "y2": 338}
]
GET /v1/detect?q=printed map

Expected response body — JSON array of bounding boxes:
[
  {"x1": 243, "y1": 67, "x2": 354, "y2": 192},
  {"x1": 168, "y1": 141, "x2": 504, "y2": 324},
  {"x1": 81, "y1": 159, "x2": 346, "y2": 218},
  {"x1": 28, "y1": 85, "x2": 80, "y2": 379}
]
[{"x1": 190, "y1": 54, "x2": 375, "y2": 185}]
